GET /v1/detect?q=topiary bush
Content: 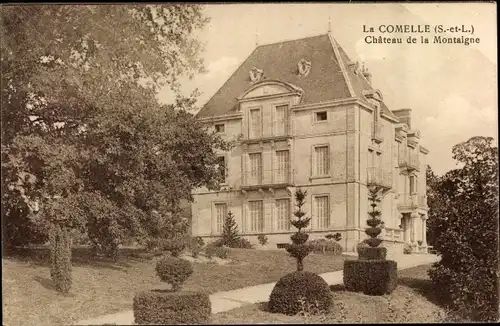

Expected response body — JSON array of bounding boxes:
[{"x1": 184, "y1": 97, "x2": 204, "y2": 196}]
[
  {"x1": 308, "y1": 238, "x2": 343, "y2": 255},
  {"x1": 134, "y1": 290, "x2": 211, "y2": 325},
  {"x1": 286, "y1": 189, "x2": 312, "y2": 271},
  {"x1": 358, "y1": 246, "x2": 387, "y2": 260},
  {"x1": 49, "y1": 224, "x2": 72, "y2": 294},
  {"x1": 343, "y1": 191, "x2": 398, "y2": 296},
  {"x1": 268, "y1": 271, "x2": 333, "y2": 316},
  {"x1": 133, "y1": 253, "x2": 210, "y2": 325},
  {"x1": 155, "y1": 256, "x2": 193, "y2": 291},
  {"x1": 343, "y1": 260, "x2": 397, "y2": 295}
]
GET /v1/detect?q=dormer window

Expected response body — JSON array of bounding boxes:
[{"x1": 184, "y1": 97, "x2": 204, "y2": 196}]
[
  {"x1": 215, "y1": 124, "x2": 225, "y2": 133},
  {"x1": 315, "y1": 111, "x2": 328, "y2": 122}
]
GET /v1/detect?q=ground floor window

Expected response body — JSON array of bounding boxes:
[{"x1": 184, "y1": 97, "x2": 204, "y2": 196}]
[
  {"x1": 276, "y1": 198, "x2": 290, "y2": 231},
  {"x1": 314, "y1": 195, "x2": 330, "y2": 229},
  {"x1": 249, "y1": 200, "x2": 264, "y2": 232},
  {"x1": 214, "y1": 203, "x2": 227, "y2": 234}
]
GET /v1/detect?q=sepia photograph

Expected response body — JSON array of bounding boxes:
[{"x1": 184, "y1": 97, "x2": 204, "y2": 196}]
[{"x1": 1, "y1": 2, "x2": 498, "y2": 325}]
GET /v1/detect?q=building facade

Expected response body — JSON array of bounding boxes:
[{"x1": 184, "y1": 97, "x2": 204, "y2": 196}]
[{"x1": 191, "y1": 33, "x2": 429, "y2": 255}]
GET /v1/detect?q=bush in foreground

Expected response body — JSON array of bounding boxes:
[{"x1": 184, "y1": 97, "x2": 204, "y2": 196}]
[
  {"x1": 426, "y1": 136, "x2": 499, "y2": 322},
  {"x1": 343, "y1": 259, "x2": 397, "y2": 295},
  {"x1": 134, "y1": 290, "x2": 210, "y2": 325},
  {"x1": 134, "y1": 254, "x2": 210, "y2": 325},
  {"x1": 155, "y1": 256, "x2": 193, "y2": 291},
  {"x1": 343, "y1": 191, "x2": 397, "y2": 296},
  {"x1": 269, "y1": 271, "x2": 332, "y2": 316}
]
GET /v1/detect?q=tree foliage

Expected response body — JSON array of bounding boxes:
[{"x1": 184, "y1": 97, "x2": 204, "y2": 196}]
[
  {"x1": 1, "y1": 4, "x2": 229, "y2": 254},
  {"x1": 286, "y1": 188, "x2": 312, "y2": 271},
  {"x1": 427, "y1": 136, "x2": 499, "y2": 321},
  {"x1": 221, "y1": 211, "x2": 241, "y2": 247}
]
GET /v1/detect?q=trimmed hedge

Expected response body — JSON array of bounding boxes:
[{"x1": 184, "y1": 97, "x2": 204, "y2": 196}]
[
  {"x1": 134, "y1": 290, "x2": 211, "y2": 325},
  {"x1": 268, "y1": 271, "x2": 333, "y2": 315},
  {"x1": 358, "y1": 246, "x2": 387, "y2": 260},
  {"x1": 343, "y1": 259, "x2": 397, "y2": 295},
  {"x1": 155, "y1": 256, "x2": 193, "y2": 291}
]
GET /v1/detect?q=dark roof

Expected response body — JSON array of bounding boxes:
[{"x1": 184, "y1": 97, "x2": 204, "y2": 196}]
[{"x1": 197, "y1": 33, "x2": 397, "y2": 120}]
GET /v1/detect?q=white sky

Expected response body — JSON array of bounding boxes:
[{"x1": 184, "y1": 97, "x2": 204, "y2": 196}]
[{"x1": 157, "y1": 3, "x2": 497, "y2": 176}]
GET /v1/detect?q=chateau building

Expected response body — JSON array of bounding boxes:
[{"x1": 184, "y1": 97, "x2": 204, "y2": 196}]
[{"x1": 191, "y1": 33, "x2": 429, "y2": 255}]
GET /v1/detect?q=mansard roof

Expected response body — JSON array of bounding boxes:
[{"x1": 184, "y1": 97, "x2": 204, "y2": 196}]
[{"x1": 197, "y1": 33, "x2": 397, "y2": 120}]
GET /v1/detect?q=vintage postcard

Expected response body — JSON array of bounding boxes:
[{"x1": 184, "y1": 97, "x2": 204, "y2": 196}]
[{"x1": 1, "y1": 2, "x2": 498, "y2": 325}]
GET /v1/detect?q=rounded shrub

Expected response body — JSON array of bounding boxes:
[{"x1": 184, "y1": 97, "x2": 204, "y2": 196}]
[
  {"x1": 308, "y1": 238, "x2": 343, "y2": 255},
  {"x1": 268, "y1": 271, "x2": 333, "y2": 315},
  {"x1": 155, "y1": 256, "x2": 193, "y2": 291},
  {"x1": 134, "y1": 290, "x2": 211, "y2": 325}
]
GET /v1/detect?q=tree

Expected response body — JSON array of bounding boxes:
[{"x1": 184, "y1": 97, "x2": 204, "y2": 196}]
[
  {"x1": 427, "y1": 136, "x2": 499, "y2": 321},
  {"x1": 221, "y1": 211, "x2": 240, "y2": 247},
  {"x1": 286, "y1": 188, "x2": 312, "y2": 271},
  {"x1": 1, "y1": 4, "x2": 229, "y2": 258}
]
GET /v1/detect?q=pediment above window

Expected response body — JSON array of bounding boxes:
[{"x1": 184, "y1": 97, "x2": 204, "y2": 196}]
[{"x1": 237, "y1": 80, "x2": 304, "y2": 101}]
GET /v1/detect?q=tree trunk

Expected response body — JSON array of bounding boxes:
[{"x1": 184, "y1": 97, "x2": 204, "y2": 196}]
[{"x1": 297, "y1": 258, "x2": 304, "y2": 271}]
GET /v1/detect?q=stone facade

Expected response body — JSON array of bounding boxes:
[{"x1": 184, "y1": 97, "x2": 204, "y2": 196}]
[{"x1": 190, "y1": 33, "x2": 429, "y2": 255}]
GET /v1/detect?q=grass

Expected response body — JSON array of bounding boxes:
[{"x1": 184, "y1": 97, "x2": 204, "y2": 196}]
[
  {"x1": 210, "y1": 264, "x2": 450, "y2": 324},
  {"x1": 2, "y1": 246, "x2": 344, "y2": 326}
]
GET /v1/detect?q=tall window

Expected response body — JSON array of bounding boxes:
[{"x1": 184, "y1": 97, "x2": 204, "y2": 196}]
[
  {"x1": 275, "y1": 150, "x2": 289, "y2": 183},
  {"x1": 214, "y1": 203, "x2": 227, "y2": 234},
  {"x1": 248, "y1": 153, "x2": 262, "y2": 184},
  {"x1": 315, "y1": 196, "x2": 330, "y2": 229},
  {"x1": 249, "y1": 200, "x2": 264, "y2": 232},
  {"x1": 249, "y1": 108, "x2": 261, "y2": 138},
  {"x1": 314, "y1": 146, "x2": 330, "y2": 176},
  {"x1": 276, "y1": 199, "x2": 290, "y2": 231},
  {"x1": 275, "y1": 105, "x2": 288, "y2": 136},
  {"x1": 217, "y1": 156, "x2": 226, "y2": 183}
]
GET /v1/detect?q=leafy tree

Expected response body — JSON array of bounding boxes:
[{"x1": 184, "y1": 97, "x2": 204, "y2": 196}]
[
  {"x1": 427, "y1": 136, "x2": 499, "y2": 321},
  {"x1": 221, "y1": 211, "x2": 241, "y2": 247},
  {"x1": 286, "y1": 188, "x2": 312, "y2": 271},
  {"x1": 1, "y1": 4, "x2": 229, "y2": 257}
]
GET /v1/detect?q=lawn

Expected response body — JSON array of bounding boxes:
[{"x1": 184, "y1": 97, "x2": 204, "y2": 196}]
[
  {"x1": 2, "y1": 246, "x2": 344, "y2": 326},
  {"x1": 210, "y1": 264, "x2": 449, "y2": 324}
]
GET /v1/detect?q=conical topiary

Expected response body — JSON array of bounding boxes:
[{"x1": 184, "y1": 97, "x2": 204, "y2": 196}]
[
  {"x1": 365, "y1": 191, "x2": 383, "y2": 248},
  {"x1": 269, "y1": 188, "x2": 333, "y2": 315},
  {"x1": 286, "y1": 188, "x2": 312, "y2": 271},
  {"x1": 343, "y1": 189, "x2": 398, "y2": 296}
]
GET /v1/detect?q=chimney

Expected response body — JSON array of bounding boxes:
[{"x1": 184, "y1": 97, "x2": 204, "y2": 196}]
[{"x1": 392, "y1": 109, "x2": 412, "y2": 129}]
